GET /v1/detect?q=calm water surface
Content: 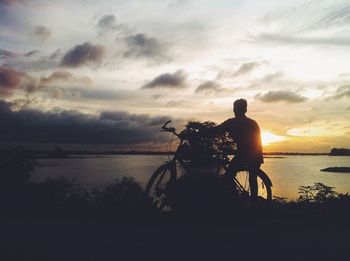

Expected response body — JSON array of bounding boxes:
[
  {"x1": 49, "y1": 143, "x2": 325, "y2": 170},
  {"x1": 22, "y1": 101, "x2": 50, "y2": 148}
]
[{"x1": 33, "y1": 155, "x2": 350, "y2": 200}]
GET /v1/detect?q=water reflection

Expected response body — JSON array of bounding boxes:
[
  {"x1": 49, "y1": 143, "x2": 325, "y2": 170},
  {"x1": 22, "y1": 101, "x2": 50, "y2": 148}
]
[{"x1": 33, "y1": 155, "x2": 350, "y2": 200}]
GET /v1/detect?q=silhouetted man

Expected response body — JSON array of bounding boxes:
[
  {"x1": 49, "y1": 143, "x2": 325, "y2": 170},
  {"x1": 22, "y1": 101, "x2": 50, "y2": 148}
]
[{"x1": 206, "y1": 99, "x2": 263, "y2": 200}]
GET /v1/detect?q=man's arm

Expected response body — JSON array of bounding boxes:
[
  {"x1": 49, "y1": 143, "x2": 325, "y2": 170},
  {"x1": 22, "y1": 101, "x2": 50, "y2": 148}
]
[{"x1": 201, "y1": 119, "x2": 230, "y2": 137}]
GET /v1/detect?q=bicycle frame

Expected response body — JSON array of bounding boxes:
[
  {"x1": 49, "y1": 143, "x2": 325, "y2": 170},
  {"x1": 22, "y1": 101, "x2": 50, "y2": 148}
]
[
  {"x1": 169, "y1": 139, "x2": 254, "y2": 194},
  {"x1": 164, "y1": 133, "x2": 194, "y2": 177},
  {"x1": 161, "y1": 120, "x2": 214, "y2": 177},
  {"x1": 145, "y1": 120, "x2": 272, "y2": 203},
  {"x1": 161, "y1": 120, "x2": 230, "y2": 179}
]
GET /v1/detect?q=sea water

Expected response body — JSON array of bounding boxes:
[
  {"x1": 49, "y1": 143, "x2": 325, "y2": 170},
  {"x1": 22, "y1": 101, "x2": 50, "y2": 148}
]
[{"x1": 32, "y1": 155, "x2": 350, "y2": 200}]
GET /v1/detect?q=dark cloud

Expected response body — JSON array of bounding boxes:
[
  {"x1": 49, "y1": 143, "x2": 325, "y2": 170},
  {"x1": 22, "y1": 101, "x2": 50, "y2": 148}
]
[
  {"x1": 0, "y1": 68, "x2": 93, "y2": 97},
  {"x1": 255, "y1": 90, "x2": 307, "y2": 103},
  {"x1": 141, "y1": 70, "x2": 187, "y2": 89},
  {"x1": 49, "y1": 49, "x2": 63, "y2": 60},
  {"x1": 39, "y1": 71, "x2": 92, "y2": 88},
  {"x1": 0, "y1": 66, "x2": 36, "y2": 96},
  {"x1": 33, "y1": 25, "x2": 51, "y2": 41},
  {"x1": 332, "y1": 85, "x2": 350, "y2": 99},
  {"x1": 61, "y1": 42, "x2": 106, "y2": 68},
  {"x1": 248, "y1": 72, "x2": 284, "y2": 89},
  {"x1": 97, "y1": 14, "x2": 117, "y2": 31},
  {"x1": 25, "y1": 50, "x2": 40, "y2": 57},
  {"x1": 0, "y1": 0, "x2": 33, "y2": 5},
  {"x1": 100, "y1": 111, "x2": 170, "y2": 127},
  {"x1": 165, "y1": 100, "x2": 185, "y2": 107},
  {"x1": 10, "y1": 97, "x2": 38, "y2": 110},
  {"x1": 51, "y1": 87, "x2": 133, "y2": 101},
  {"x1": 77, "y1": 88, "x2": 130, "y2": 101},
  {"x1": 0, "y1": 48, "x2": 60, "y2": 72},
  {"x1": 0, "y1": 0, "x2": 21, "y2": 5},
  {"x1": 260, "y1": 72, "x2": 283, "y2": 83},
  {"x1": 0, "y1": 66, "x2": 24, "y2": 96},
  {"x1": 0, "y1": 48, "x2": 17, "y2": 59},
  {"x1": 195, "y1": 81, "x2": 226, "y2": 94},
  {"x1": 124, "y1": 33, "x2": 169, "y2": 61},
  {"x1": 217, "y1": 61, "x2": 266, "y2": 79},
  {"x1": 96, "y1": 14, "x2": 127, "y2": 35},
  {"x1": 233, "y1": 61, "x2": 264, "y2": 77},
  {"x1": 0, "y1": 99, "x2": 178, "y2": 145}
]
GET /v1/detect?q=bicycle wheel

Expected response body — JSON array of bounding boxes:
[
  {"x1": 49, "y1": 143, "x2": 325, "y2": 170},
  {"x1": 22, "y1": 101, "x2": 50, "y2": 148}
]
[
  {"x1": 233, "y1": 169, "x2": 272, "y2": 201},
  {"x1": 144, "y1": 163, "x2": 176, "y2": 211}
]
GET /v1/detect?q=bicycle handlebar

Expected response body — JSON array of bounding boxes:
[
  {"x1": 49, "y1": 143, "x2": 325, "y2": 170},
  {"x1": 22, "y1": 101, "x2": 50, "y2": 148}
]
[
  {"x1": 162, "y1": 120, "x2": 172, "y2": 130},
  {"x1": 161, "y1": 120, "x2": 177, "y2": 134}
]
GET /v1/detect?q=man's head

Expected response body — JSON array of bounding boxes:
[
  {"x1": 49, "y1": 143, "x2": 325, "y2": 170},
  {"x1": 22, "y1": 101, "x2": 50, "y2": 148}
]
[{"x1": 233, "y1": 99, "x2": 247, "y2": 117}]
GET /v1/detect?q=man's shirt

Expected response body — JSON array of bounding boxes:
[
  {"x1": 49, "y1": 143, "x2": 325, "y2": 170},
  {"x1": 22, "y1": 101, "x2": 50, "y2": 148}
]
[{"x1": 215, "y1": 116, "x2": 263, "y2": 165}]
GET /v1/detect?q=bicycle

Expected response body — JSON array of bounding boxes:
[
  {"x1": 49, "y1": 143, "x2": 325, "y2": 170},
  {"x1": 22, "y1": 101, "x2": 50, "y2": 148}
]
[{"x1": 144, "y1": 120, "x2": 272, "y2": 210}]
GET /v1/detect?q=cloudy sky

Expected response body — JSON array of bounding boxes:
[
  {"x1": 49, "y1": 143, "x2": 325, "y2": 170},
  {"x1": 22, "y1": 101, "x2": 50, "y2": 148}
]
[{"x1": 1, "y1": 0, "x2": 350, "y2": 152}]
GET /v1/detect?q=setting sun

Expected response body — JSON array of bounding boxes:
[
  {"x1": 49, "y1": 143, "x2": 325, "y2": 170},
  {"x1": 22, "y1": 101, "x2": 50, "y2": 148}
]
[{"x1": 261, "y1": 131, "x2": 287, "y2": 146}]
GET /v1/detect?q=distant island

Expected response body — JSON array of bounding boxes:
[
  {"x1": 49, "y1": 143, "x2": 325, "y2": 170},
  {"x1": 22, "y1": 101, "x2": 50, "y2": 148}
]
[
  {"x1": 329, "y1": 148, "x2": 350, "y2": 156},
  {"x1": 321, "y1": 148, "x2": 350, "y2": 173},
  {"x1": 321, "y1": 167, "x2": 350, "y2": 173}
]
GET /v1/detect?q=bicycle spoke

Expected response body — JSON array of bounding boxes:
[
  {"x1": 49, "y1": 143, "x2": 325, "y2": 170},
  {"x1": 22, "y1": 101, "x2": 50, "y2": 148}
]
[
  {"x1": 233, "y1": 170, "x2": 270, "y2": 200},
  {"x1": 246, "y1": 172, "x2": 250, "y2": 193},
  {"x1": 234, "y1": 176, "x2": 246, "y2": 192},
  {"x1": 145, "y1": 165, "x2": 175, "y2": 211},
  {"x1": 155, "y1": 169, "x2": 167, "y2": 188}
]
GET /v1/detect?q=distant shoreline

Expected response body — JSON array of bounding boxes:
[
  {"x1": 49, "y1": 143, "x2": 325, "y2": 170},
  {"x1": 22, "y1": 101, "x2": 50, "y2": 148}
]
[
  {"x1": 3, "y1": 150, "x2": 333, "y2": 159},
  {"x1": 3, "y1": 149, "x2": 350, "y2": 159}
]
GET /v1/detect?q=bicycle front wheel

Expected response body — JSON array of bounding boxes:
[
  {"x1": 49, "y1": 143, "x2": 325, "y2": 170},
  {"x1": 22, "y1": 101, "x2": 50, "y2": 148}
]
[
  {"x1": 233, "y1": 169, "x2": 272, "y2": 201},
  {"x1": 144, "y1": 163, "x2": 176, "y2": 211}
]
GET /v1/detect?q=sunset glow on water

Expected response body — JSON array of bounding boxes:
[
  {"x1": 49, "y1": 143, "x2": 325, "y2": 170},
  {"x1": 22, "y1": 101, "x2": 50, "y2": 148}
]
[{"x1": 33, "y1": 155, "x2": 350, "y2": 200}]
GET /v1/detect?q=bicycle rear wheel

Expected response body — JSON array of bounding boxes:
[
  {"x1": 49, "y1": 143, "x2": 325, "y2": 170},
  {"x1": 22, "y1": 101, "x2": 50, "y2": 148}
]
[
  {"x1": 233, "y1": 169, "x2": 272, "y2": 201},
  {"x1": 144, "y1": 163, "x2": 176, "y2": 211}
]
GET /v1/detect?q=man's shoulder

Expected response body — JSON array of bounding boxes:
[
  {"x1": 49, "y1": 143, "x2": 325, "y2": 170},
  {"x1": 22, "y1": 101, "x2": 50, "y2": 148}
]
[
  {"x1": 222, "y1": 117, "x2": 235, "y2": 123},
  {"x1": 234, "y1": 116, "x2": 260, "y2": 128},
  {"x1": 245, "y1": 116, "x2": 258, "y2": 124},
  {"x1": 221, "y1": 118, "x2": 235, "y2": 126},
  {"x1": 231, "y1": 116, "x2": 256, "y2": 122},
  {"x1": 245, "y1": 117, "x2": 260, "y2": 129},
  {"x1": 221, "y1": 116, "x2": 260, "y2": 128}
]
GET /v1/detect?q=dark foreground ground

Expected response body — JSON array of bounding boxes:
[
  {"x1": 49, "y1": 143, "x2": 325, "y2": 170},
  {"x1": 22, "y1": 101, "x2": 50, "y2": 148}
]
[{"x1": 1, "y1": 216, "x2": 348, "y2": 261}]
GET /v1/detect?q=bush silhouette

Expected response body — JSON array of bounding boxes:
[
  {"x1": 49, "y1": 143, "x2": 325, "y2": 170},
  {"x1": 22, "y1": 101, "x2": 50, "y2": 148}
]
[
  {"x1": 298, "y1": 182, "x2": 338, "y2": 203},
  {"x1": 0, "y1": 148, "x2": 36, "y2": 215},
  {"x1": 31, "y1": 177, "x2": 91, "y2": 217},
  {"x1": 164, "y1": 172, "x2": 239, "y2": 215},
  {"x1": 0, "y1": 148, "x2": 34, "y2": 186},
  {"x1": 93, "y1": 177, "x2": 144, "y2": 219}
]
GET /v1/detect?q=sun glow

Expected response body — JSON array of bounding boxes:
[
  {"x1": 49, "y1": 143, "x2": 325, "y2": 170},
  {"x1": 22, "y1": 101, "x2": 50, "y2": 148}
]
[{"x1": 261, "y1": 131, "x2": 287, "y2": 146}]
